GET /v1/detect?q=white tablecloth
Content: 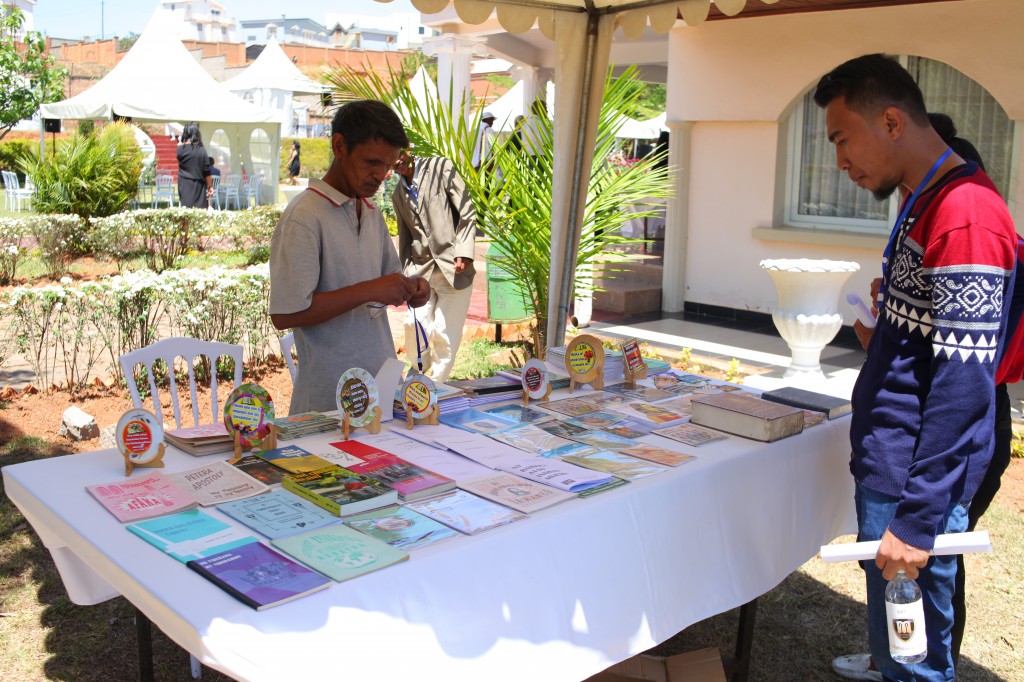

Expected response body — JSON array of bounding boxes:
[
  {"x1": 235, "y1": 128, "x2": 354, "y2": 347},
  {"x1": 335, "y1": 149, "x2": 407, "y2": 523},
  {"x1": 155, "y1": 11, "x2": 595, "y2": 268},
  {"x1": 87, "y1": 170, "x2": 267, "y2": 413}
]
[{"x1": 3, "y1": 390, "x2": 855, "y2": 682}]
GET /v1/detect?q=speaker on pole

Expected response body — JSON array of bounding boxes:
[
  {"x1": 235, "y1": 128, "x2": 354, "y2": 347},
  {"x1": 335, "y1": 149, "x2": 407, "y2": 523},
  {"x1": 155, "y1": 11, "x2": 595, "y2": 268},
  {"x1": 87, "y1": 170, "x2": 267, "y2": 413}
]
[{"x1": 43, "y1": 118, "x2": 62, "y2": 133}]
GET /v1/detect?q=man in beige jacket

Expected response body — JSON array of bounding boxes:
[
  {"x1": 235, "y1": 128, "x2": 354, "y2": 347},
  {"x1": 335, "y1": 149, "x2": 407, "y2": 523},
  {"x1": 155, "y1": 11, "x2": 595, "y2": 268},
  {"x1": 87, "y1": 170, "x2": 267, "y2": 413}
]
[{"x1": 392, "y1": 152, "x2": 477, "y2": 382}]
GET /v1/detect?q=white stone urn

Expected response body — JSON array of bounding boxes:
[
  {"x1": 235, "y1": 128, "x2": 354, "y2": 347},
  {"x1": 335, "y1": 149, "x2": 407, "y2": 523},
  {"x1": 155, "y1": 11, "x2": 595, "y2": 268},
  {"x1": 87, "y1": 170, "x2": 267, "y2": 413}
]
[{"x1": 759, "y1": 258, "x2": 860, "y2": 380}]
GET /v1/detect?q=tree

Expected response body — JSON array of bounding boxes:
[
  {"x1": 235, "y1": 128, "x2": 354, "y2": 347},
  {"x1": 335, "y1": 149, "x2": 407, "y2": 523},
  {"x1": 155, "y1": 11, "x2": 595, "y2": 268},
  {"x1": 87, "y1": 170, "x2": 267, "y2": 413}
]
[
  {"x1": 0, "y1": 7, "x2": 67, "y2": 141},
  {"x1": 323, "y1": 63, "x2": 671, "y2": 357}
]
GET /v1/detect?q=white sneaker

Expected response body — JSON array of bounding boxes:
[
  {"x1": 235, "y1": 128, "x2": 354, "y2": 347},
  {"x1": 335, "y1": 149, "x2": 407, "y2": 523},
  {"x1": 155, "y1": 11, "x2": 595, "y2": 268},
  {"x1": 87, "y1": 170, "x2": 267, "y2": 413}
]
[{"x1": 832, "y1": 653, "x2": 883, "y2": 681}]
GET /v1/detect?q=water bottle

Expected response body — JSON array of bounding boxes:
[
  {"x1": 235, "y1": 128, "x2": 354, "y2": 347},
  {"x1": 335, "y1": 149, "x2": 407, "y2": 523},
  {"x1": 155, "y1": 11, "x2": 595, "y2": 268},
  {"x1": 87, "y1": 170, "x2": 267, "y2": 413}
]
[{"x1": 885, "y1": 569, "x2": 927, "y2": 664}]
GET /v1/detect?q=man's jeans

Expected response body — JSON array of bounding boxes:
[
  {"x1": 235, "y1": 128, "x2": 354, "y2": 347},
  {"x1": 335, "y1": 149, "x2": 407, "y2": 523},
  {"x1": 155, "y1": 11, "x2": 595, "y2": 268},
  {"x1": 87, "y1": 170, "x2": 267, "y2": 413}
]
[{"x1": 855, "y1": 482, "x2": 968, "y2": 682}]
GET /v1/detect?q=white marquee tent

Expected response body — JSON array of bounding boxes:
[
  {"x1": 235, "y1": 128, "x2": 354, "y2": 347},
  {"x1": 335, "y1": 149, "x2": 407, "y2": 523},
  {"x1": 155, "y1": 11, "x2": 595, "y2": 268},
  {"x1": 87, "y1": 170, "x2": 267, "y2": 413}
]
[
  {"x1": 222, "y1": 36, "x2": 328, "y2": 138},
  {"x1": 40, "y1": 10, "x2": 282, "y2": 199}
]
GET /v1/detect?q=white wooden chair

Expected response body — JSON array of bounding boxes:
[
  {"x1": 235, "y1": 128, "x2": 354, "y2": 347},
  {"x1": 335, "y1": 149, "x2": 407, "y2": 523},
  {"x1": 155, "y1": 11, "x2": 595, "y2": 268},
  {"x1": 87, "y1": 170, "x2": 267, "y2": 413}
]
[
  {"x1": 153, "y1": 173, "x2": 176, "y2": 208},
  {"x1": 279, "y1": 332, "x2": 297, "y2": 385},
  {"x1": 118, "y1": 337, "x2": 244, "y2": 430}
]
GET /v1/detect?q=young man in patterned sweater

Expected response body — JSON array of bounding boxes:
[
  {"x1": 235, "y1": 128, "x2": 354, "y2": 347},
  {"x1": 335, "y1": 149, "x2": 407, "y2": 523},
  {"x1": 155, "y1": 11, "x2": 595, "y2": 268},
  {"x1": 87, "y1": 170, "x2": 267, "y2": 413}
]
[{"x1": 814, "y1": 54, "x2": 1017, "y2": 682}]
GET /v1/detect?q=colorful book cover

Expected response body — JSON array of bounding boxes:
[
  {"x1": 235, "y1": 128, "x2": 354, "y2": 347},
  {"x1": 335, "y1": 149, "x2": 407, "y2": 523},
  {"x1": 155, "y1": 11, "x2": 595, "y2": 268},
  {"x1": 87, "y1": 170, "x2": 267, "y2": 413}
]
[
  {"x1": 438, "y1": 408, "x2": 517, "y2": 435},
  {"x1": 482, "y1": 403, "x2": 556, "y2": 424},
  {"x1": 216, "y1": 490, "x2": 341, "y2": 540},
  {"x1": 489, "y1": 423, "x2": 583, "y2": 457},
  {"x1": 459, "y1": 472, "x2": 576, "y2": 514},
  {"x1": 86, "y1": 473, "x2": 198, "y2": 523},
  {"x1": 329, "y1": 440, "x2": 455, "y2": 501},
  {"x1": 558, "y1": 450, "x2": 668, "y2": 481},
  {"x1": 654, "y1": 423, "x2": 729, "y2": 447},
  {"x1": 345, "y1": 504, "x2": 460, "y2": 551},
  {"x1": 602, "y1": 384, "x2": 675, "y2": 401},
  {"x1": 576, "y1": 477, "x2": 630, "y2": 498},
  {"x1": 187, "y1": 540, "x2": 332, "y2": 610},
  {"x1": 229, "y1": 455, "x2": 288, "y2": 487},
  {"x1": 540, "y1": 397, "x2": 602, "y2": 417},
  {"x1": 271, "y1": 524, "x2": 409, "y2": 582},
  {"x1": 254, "y1": 445, "x2": 333, "y2": 474},
  {"x1": 164, "y1": 422, "x2": 230, "y2": 441},
  {"x1": 575, "y1": 391, "x2": 629, "y2": 407},
  {"x1": 403, "y1": 489, "x2": 527, "y2": 535},
  {"x1": 565, "y1": 410, "x2": 628, "y2": 430},
  {"x1": 126, "y1": 509, "x2": 257, "y2": 562},
  {"x1": 163, "y1": 460, "x2": 270, "y2": 506},
  {"x1": 569, "y1": 430, "x2": 638, "y2": 452},
  {"x1": 600, "y1": 418, "x2": 656, "y2": 439},
  {"x1": 282, "y1": 466, "x2": 398, "y2": 517},
  {"x1": 536, "y1": 420, "x2": 590, "y2": 438},
  {"x1": 616, "y1": 444, "x2": 696, "y2": 468},
  {"x1": 609, "y1": 401, "x2": 689, "y2": 426}
]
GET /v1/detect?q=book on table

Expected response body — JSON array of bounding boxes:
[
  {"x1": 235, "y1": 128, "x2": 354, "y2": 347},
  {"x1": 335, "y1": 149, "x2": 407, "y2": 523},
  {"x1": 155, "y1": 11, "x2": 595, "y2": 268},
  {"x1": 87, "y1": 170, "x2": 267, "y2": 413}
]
[
  {"x1": 758, "y1": 386, "x2": 852, "y2": 420},
  {"x1": 86, "y1": 473, "x2": 198, "y2": 523},
  {"x1": 253, "y1": 445, "x2": 334, "y2": 474},
  {"x1": 268, "y1": 411, "x2": 340, "y2": 440},
  {"x1": 215, "y1": 490, "x2": 341, "y2": 540},
  {"x1": 271, "y1": 524, "x2": 409, "y2": 582},
  {"x1": 126, "y1": 509, "x2": 258, "y2": 562},
  {"x1": 344, "y1": 504, "x2": 461, "y2": 551},
  {"x1": 163, "y1": 422, "x2": 234, "y2": 456},
  {"x1": 458, "y1": 472, "x2": 577, "y2": 513},
  {"x1": 403, "y1": 489, "x2": 527, "y2": 535},
  {"x1": 689, "y1": 392, "x2": 804, "y2": 442},
  {"x1": 447, "y1": 374, "x2": 523, "y2": 397},
  {"x1": 229, "y1": 455, "x2": 288, "y2": 487},
  {"x1": 330, "y1": 439, "x2": 456, "y2": 501},
  {"x1": 281, "y1": 465, "x2": 398, "y2": 517},
  {"x1": 186, "y1": 540, "x2": 332, "y2": 610},
  {"x1": 163, "y1": 460, "x2": 271, "y2": 506}
]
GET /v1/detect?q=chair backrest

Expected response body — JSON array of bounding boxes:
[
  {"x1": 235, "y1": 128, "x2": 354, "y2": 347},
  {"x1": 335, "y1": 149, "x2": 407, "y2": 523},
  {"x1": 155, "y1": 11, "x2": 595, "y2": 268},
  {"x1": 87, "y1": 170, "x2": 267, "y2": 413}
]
[
  {"x1": 279, "y1": 332, "x2": 297, "y2": 385},
  {"x1": 224, "y1": 174, "x2": 242, "y2": 191},
  {"x1": 210, "y1": 175, "x2": 221, "y2": 191},
  {"x1": 155, "y1": 174, "x2": 175, "y2": 193},
  {"x1": 119, "y1": 336, "x2": 244, "y2": 429},
  {"x1": 2, "y1": 170, "x2": 18, "y2": 190}
]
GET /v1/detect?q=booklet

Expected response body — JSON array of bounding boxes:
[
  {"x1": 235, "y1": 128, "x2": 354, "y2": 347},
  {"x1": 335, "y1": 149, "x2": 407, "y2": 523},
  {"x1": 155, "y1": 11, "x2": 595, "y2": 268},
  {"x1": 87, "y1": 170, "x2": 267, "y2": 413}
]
[
  {"x1": 86, "y1": 473, "x2": 198, "y2": 523},
  {"x1": 164, "y1": 460, "x2": 271, "y2": 506},
  {"x1": 330, "y1": 439, "x2": 456, "y2": 502},
  {"x1": 216, "y1": 490, "x2": 341, "y2": 540},
  {"x1": 271, "y1": 524, "x2": 409, "y2": 582},
  {"x1": 344, "y1": 504, "x2": 460, "y2": 551},
  {"x1": 653, "y1": 423, "x2": 729, "y2": 447},
  {"x1": 403, "y1": 489, "x2": 527, "y2": 535},
  {"x1": 616, "y1": 444, "x2": 695, "y2": 468},
  {"x1": 459, "y1": 472, "x2": 576, "y2": 514},
  {"x1": 559, "y1": 450, "x2": 668, "y2": 481},
  {"x1": 126, "y1": 509, "x2": 257, "y2": 563}
]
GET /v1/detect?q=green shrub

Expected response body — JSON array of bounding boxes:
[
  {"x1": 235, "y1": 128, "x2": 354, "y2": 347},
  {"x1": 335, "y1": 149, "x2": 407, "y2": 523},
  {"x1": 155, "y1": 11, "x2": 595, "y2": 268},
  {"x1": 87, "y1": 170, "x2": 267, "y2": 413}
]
[
  {"x1": 280, "y1": 137, "x2": 331, "y2": 179},
  {"x1": 0, "y1": 216, "x2": 31, "y2": 283},
  {"x1": 30, "y1": 214, "x2": 87, "y2": 279},
  {"x1": 21, "y1": 122, "x2": 143, "y2": 221},
  {"x1": 0, "y1": 139, "x2": 34, "y2": 180}
]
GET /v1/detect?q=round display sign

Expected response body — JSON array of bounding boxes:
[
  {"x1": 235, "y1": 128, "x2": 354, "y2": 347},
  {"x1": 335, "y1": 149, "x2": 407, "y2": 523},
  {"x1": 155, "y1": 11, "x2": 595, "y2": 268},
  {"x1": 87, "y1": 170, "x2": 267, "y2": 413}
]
[
  {"x1": 222, "y1": 383, "x2": 275, "y2": 449},
  {"x1": 565, "y1": 334, "x2": 604, "y2": 383},
  {"x1": 336, "y1": 367, "x2": 379, "y2": 428},
  {"x1": 402, "y1": 373, "x2": 437, "y2": 419},
  {"x1": 521, "y1": 358, "x2": 550, "y2": 400},
  {"x1": 116, "y1": 407, "x2": 164, "y2": 464}
]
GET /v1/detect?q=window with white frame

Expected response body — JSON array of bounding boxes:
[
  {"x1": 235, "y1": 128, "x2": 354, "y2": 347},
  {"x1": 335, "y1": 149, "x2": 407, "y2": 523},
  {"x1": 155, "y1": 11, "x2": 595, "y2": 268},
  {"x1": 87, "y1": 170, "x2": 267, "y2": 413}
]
[{"x1": 786, "y1": 56, "x2": 1014, "y2": 234}]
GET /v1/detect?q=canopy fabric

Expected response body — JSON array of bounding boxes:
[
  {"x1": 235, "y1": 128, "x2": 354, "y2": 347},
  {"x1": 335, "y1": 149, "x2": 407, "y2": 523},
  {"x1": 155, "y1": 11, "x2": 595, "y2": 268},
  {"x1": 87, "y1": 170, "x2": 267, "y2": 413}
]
[
  {"x1": 40, "y1": 12, "x2": 278, "y2": 124},
  {"x1": 615, "y1": 112, "x2": 666, "y2": 140},
  {"x1": 222, "y1": 36, "x2": 328, "y2": 95},
  {"x1": 482, "y1": 80, "x2": 556, "y2": 132}
]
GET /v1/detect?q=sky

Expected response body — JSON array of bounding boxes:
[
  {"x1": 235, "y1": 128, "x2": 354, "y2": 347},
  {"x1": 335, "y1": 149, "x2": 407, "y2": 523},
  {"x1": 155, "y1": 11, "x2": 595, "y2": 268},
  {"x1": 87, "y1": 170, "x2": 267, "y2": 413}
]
[{"x1": 31, "y1": 0, "x2": 418, "y2": 40}]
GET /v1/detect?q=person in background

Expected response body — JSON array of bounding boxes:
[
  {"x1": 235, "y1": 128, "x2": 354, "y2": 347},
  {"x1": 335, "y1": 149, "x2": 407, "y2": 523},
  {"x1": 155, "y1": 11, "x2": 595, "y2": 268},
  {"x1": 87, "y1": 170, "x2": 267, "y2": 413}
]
[
  {"x1": 269, "y1": 100, "x2": 430, "y2": 413},
  {"x1": 208, "y1": 157, "x2": 221, "y2": 177},
  {"x1": 176, "y1": 123, "x2": 213, "y2": 208},
  {"x1": 391, "y1": 150, "x2": 476, "y2": 383},
  {"x1": 471, "y1": 111, "x2": 496, "y2": 172},
  {"x1": 287, "y1": 140, "x2": 301, "y2": 186},
  {"x1": 834, "y1": 112, "x2": 1023, "y2": 682},
  {"x1": 814, "y1": 54, "x2": 1016, "y2": 682}
]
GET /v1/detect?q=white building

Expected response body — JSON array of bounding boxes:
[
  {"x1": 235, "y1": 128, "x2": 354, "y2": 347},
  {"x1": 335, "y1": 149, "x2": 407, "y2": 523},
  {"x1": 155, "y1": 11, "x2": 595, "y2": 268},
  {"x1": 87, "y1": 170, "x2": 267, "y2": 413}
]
[
  {"x1": 2, "y1": 0, "x2": 36, "y2": 36},
  {"x1": 238, "y1": 17, "x2": 329, "y2": 47},
  {"x1": 158, "y1": 0, "x2": 236, "y2": 42},
  {"x1": 323, "y1": 11, "x2": 433, "y2": 50}
]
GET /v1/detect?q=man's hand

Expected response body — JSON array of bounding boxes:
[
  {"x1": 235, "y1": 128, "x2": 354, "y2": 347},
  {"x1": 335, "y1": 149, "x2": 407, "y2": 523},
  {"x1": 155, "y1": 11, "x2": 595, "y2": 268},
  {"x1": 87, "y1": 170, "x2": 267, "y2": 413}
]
[
  {"x1": 407, "y1": 276, "x2": 430, "y2": 308},
  {"x1": 372, "y1": 273, "x2": 417, "y2": 307},
  {"x1": 454, "y1": 257, "x2": 470, "y2": 275},
  {"x1": 875, "y1": 529, "x2": 930, "y2": 580},
  {"x1": 854, "y1": 277, "x2": 883, "y2": 351}
]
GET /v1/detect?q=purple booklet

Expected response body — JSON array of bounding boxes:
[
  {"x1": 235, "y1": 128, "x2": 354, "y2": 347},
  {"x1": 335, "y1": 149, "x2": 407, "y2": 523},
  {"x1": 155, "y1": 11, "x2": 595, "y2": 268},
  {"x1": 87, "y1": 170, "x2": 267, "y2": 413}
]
[{"x1": 187, "y1": 540, "x2": 332, "y2": 610}]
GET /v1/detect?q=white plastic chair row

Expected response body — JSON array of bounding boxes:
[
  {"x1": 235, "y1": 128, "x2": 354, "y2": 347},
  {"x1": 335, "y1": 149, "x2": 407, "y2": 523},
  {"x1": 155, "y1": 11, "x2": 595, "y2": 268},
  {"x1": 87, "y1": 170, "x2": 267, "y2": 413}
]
[{"x1": 2, "y1": 170, "x2": 33, "y2": 212}]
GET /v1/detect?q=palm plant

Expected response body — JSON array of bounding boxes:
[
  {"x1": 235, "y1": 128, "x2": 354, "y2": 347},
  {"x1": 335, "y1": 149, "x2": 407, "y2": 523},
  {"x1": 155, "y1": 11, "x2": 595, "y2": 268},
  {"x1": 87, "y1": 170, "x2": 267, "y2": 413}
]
[{"x1": 322, "y1": 63, "x2": 672, "y2": 356}]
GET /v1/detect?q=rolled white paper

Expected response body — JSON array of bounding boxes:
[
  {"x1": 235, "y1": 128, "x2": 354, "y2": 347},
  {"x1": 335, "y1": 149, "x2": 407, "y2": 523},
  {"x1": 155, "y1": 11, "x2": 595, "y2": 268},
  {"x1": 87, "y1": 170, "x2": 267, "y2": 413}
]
[
  {"x1": 847, "y1": 292, "x2": 877, "y2": 329},
  {"x1": 820, "y1": 530, "x2": 991, "y2": 563}
]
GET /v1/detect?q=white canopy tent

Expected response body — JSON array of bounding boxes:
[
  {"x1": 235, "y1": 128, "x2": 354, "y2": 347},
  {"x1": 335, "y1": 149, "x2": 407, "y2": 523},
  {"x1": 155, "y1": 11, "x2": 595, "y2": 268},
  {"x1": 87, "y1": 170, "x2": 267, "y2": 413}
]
[
  {"x1": 222, "y1": 36, "x2": 329, "y2": 138},
  {"x1": 388, "y1": 0, "x2": 871, "y2": 347},
  {"x1": 40, "y1": 9, "x2": 282, "y2": 200},
  {"x1": 482, "y1": 79, "x2": 557, "y2": 133},
  {"x1": 616, "y1": 112, "x2": 666, "y2": 140}
]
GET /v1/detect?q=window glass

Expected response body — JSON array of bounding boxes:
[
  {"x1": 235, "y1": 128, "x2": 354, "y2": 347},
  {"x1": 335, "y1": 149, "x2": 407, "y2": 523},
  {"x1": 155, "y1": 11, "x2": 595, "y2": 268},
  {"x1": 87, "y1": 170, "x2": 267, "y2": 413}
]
[{"x1": 249, "y1": 128, "x2": 273, "y2": 181}]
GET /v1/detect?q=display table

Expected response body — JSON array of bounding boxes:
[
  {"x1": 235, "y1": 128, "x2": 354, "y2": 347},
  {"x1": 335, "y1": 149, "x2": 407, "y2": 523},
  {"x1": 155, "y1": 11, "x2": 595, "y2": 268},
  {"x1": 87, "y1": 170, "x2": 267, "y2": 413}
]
[{"x1": 3, "y1": 388, "x2": 855, "y2": 682}]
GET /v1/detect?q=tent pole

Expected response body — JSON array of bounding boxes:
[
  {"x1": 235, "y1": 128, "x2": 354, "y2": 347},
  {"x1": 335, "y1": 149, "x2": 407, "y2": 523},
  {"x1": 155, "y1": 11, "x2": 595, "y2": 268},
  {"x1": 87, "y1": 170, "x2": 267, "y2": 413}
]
[
  {"x1": 39, "y1": 115, "x2": 45, "y2": 161},
  {"x1": 551, "y1": 10, "x2": 600, "y2": 349}
]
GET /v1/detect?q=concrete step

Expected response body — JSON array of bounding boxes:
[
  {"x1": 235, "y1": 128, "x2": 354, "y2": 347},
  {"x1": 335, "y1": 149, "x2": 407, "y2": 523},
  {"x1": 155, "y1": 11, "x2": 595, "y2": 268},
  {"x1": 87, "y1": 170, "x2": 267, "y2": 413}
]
[{"x1": 592, "y1": 280, "x2": 662, "y2": 315}]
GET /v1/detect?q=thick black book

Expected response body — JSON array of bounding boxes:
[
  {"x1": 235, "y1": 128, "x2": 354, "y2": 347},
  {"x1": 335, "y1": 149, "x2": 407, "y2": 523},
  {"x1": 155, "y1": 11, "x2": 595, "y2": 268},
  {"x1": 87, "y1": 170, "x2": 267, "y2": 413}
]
[{"x1": 759, "y1": 386, "x2": 852, "y2": 420}]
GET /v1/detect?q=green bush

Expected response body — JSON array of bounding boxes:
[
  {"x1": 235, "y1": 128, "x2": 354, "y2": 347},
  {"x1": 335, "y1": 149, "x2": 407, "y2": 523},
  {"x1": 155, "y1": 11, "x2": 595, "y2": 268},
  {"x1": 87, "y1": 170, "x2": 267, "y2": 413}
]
[
  {"x1": 0, "y1": 139, "x2": 34, "y2": 180},
  {"x1": 221, "y1": 205, "x2": 283, "y2": 264},
  {"x1": 280, "y1": 137, "x2": 331, "y2": 179},
  {"x1": 21, "y1": 122, "x2": 143, "y2": 221},
  {"x1": 30, "y1": 214, "x2": 86, "y2": 279}
]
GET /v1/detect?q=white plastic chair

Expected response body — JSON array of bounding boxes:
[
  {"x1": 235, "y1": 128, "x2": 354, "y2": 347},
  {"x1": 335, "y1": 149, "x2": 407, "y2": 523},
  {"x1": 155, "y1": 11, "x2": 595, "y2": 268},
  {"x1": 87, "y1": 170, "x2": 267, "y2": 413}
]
[
  {"x1": 245, "y1": 174, "x2": 263, "y2": 208},
  {"x1": 209, "y1": 175, "x2": 222, "y2": 210},
  {"x1": 222, "y1": 174, "x2": 242, "y2": 210},
  {"x1": 153, "y1": 173, "x2": 176, "y2": 208},
  {"x1": 3, "y1": 170, "x2": 32, "y2": 212},
  {"x1": 279, "y1": 332, "x2": 297, "y2": 385},
  {"x1": 118, "y1": 337, "x2": 244, "y2": 430}
]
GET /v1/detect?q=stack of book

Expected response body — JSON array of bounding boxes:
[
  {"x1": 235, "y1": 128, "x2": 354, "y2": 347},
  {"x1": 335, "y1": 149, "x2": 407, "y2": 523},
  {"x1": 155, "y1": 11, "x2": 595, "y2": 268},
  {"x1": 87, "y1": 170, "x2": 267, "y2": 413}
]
[
  {"x1": 447, "y1": 375, "x2": 523, "y2": 398},
  {"x1": 545, "y1": 346, "x2": 673, "y2": 380},
  {"x1": 269, "y1": 412, "x2": 340, "y2": 440},
  {"x1": 164, "y1": 423, "x2": 234, "y2": 456}
]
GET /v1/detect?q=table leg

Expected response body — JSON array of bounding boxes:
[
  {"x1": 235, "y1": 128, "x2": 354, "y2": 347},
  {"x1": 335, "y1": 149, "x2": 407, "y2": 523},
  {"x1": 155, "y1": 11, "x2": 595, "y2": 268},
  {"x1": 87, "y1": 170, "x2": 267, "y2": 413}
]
[
  {"x1": 721, "y1": 597, "x2": 757, "y2": 682},
  {"x1": 135, "y1": 605, "x2": 154, "y2": 682}
]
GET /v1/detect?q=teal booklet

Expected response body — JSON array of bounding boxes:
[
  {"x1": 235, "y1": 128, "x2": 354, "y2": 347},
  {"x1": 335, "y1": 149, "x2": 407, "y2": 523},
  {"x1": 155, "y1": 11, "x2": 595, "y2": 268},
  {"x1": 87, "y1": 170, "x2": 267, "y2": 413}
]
[
  {"x1": 271, "y1": 524, "x2": 409, "y2": 582},
  {"x1": 126, "y1": 509, "x2": 257, "y2": 563},
  {"x1": 216, "y1": 490, "x2": 341, "y2": 540},
  {"x1": 344, "y1": 504, "x2": 460, "y2": 552}
]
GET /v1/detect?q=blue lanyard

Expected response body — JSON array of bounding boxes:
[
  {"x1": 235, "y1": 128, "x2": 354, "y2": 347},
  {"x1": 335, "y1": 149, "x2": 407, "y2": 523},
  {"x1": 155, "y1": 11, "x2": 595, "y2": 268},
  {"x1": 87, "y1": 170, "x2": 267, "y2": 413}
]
[
  {"x1": 412, "y1": 305, "x2": 428, "y2": 373},
  {"x1": 879, "y1": 147, "x2": 953, "y2": 302}
]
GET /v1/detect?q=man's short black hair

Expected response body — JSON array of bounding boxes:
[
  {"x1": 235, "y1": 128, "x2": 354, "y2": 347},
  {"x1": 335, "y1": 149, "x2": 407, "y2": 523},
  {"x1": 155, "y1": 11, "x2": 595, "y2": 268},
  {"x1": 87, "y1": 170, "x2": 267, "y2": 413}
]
[
  {"x1": 331, "y1": 100, "x2": 409, "y2": 152},
  {"x1": 813, "y1": 53, "x2": 929, "y2": 126}
]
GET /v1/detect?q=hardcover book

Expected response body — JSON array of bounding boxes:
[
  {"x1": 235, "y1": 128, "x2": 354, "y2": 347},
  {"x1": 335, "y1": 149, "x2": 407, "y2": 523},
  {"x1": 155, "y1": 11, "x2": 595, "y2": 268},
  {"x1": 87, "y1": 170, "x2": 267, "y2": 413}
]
[
  {"x1": 216, "y1": 490, "x2": 341, "y2": 540},
  {"x1": 558, "y1": 450, "x2": 668, "y2": 480},
  {"x1": 271, "y1": 524, "x2": 409, "y2": 582},
  {"x1": 164, "y1": 460, "x2": 271, "y2": 506},
  {"x1": 281, "y1": 466, "x2": 398, "y2": 517},
  {"x1": 689, "y1": 392, "x2": 804, "y2": 442},
  {"x1": 344, "y1": 504, "x2": 460, "y2": 551},
  {"x1": 254, "y1": 445, "x2": 334, "y2": 474},
  {"x1": 86, "y1": 473, "x2": 198, "y2": 523},
  {"x1": 187, "y1": 540, "x2": 332, "y2": 610},
  {"x1": 229, "y1": 455, "x2": 288, "y2": 487},
  {"x1": 126, "y1": 509, "x2": 257, "y2": 562},
  {"x1": 758, "y1": 386, "x2": 853, "y2": 420},
  {"x1": 330, "y1": 440, "x2": 456, "y2": 501},
  {"x1": 458, "y1": 472, "x2": 577, "y2": 513},
  {"x1": 403, "y1": 489, "x2": 527, "y2": 535}
]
